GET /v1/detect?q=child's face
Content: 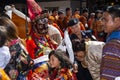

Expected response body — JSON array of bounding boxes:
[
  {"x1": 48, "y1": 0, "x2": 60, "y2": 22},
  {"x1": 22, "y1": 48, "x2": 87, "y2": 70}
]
[
  {"x1": 49, "y1": 55, "x2": 60, "y2": 68},
  {"x1": 74, "y1": 51, "x2": 86, "y2": 62}
]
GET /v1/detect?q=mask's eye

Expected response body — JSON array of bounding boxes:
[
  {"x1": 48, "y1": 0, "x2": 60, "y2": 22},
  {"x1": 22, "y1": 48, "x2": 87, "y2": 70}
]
[{"x1": 41, "y1": 18, "x2": 48, "y2": 24}]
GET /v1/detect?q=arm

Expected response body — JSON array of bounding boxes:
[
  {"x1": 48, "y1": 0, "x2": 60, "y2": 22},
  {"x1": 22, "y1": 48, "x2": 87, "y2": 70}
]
[{"x1": 50, "y1": 34, "x2": 61, "y2": 45}]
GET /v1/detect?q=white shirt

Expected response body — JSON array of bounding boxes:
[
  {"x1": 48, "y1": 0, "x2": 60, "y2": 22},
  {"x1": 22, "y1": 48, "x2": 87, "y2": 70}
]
[{"x1": 0, "y1": 46, "x2": 11, "y2": 69}]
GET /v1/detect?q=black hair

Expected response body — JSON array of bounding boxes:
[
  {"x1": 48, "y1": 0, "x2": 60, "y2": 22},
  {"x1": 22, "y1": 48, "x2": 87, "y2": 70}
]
[
  {"x1": 49, "y1": 49, "x2": 72, "y2": 68},
  {"x1": 82, "y1": 8, "x2": 89, "y2": 13},
  {"x1": 0, "y1": 12, "x2": 10, "y2": 19},
  {"x1": 58, "y1": 11, "x2": 64, "y2": 15},
  {"x1": 70, "y1": 33, "x2": 79, "y2": 41},
  {"x1": 104, "y1": 5, "x2": 120, "y2": 19},
  {"x1": 66, "y1": 7, "x2": 71, "y2": 12},
  {"x1": 41, "y1": 9, "x2": 49, "y2": 14},
  {"x1": 52, "y1": 8, "x2": 57, "y2": 13},
  {"x1": 72, "y1": 40, "x2": 86, "y2": 52}
]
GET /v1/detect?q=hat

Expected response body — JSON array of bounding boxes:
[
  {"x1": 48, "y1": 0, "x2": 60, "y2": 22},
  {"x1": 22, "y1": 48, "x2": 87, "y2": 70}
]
[
  {"x1": 58, "y1": 11, "x2": 64, "y2": 15},
  {"x1": 27, "y1": 0, "x2": 42, "y2": 20},
  {"x1": 48, "y1": 16, "x2": 54, "y2": 21},
  {"x1": 90, "y1": 13, "x2": 95, "y2": 16},
  {"x1": 68, "y1": 18, "x2": 79, "y2": 26}
]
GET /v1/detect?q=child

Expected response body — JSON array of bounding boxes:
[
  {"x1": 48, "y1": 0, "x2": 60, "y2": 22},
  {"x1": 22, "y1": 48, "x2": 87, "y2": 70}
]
[
  {"x1": 48, "y1": 49, "x2": 77, "y2": 80},
  {"x1": 0, "y1": 17, "x2": 33, "y2": 80},
  {"x1": 0, "y1": 26, "x2": 11, "y2": 69}
]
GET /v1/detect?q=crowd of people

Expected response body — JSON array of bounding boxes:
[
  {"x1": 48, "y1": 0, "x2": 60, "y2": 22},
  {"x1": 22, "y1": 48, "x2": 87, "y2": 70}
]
[{"x1": 0, "y1": 2, "x2": 120, "y2": 80}]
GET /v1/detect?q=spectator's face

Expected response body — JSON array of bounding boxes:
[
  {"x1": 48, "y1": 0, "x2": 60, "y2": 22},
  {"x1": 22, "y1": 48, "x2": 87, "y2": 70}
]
[
  {"x1": 52, "y1": 11, "x2": 58, "y2": 16},
  {"x1": 59, "y1": 14, "x2": 65, "y2": 19},
  {"x1": 101, "y1": 12, "x2": 118, "y2": 34},
  {"x1": 83, "y1": 12, "x2": 88, "y2": 18},
  {"x1": 70, "y1": 23, "x2": 80, "y2": 35},
  {"x1": 74, "y1": 51, "x2": 86, "y2": 62},
  {"x1": 49, "y1": 55, "x2": 60, "y2": 68},
  {"x1": 66, "y1": 10, "x2": 72, "y2": 16},
  {"x1": 97, "y1": 12, "x2": 102, "y2": 18},
  {"x1": 75, "y1": 11, "x2": 80, "y2": 14}
]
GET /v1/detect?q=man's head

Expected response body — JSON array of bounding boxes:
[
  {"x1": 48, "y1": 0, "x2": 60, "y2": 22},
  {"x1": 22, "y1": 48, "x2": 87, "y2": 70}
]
[
  {"x1": 52, "y1": 8, "x2": 58, "y2": 17},
  {"x1": 58, "y1": 11, "x2": 65, "y2": 19},
  {"x1": 95, "y1": 10, "x2": 103, "y2": 19},
  {"x1": 41, "y1": 9, "x2": 49, "y2": 18},
  {"x1": 101, "y1": 5, "x2": 120, "y2": 34},
  {"x1": 68, "y1": 18, "x2": 80, "y2": 35},
  {"x1": 74, "y1": 8, "x2": 80, "y2": 14},
  {"x1": 82, "y1": 8, "x2": 89, "y2": 18},
  {"x1": 65, "y1": 7, "x2": 72, "y2": 16}
]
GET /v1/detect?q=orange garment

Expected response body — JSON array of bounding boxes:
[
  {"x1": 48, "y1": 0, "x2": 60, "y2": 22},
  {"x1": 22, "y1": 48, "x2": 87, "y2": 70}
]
[
  {"x1": 92, "y1": 20, "x2": 104, "y2": 41},
  {"x1": 49, "y1": 15, "x2": 58, "y2": 24},
  {"x1": 73, "y1": 14, "x2": 81, "y2": 19},
  {"x1": 57, "y1": 18, "x2": 65, "y2": 32},
  {"x1": 63, "y1": 16, "x2": 72, "y2": 30},
  {"x1": 88, "y1": 18, "x2": 95, "y2": 30},
  {"x1": 80, "y1": 22, "x2": 85, "y2": 30},
  {"x1": 79, "y1": 15, "x2": 87, "y2": 27}
]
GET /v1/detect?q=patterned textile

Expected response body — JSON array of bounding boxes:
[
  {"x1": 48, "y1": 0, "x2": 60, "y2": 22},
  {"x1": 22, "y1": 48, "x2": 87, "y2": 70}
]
[
  {"x1": 49, "y1": 68, "x2": 77, "y2": 80},
  {"x1": 100, "y1": 30, "x2": 120, "y2": 80},
  {"x1": 27, "y1": 32, "x2": 56, "y2": 59},
  {"x1": 31, "y1": 62, "x2": 49, "y2": 80},
  {"x1": 5, "y1": 39, "x2": 33, "y2": 80}
]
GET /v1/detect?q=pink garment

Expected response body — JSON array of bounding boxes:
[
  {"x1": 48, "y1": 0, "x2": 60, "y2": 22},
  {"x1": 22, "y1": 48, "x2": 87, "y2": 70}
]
[{"x1": 27, "y1": 0, "x2": 42, "y2": 20}]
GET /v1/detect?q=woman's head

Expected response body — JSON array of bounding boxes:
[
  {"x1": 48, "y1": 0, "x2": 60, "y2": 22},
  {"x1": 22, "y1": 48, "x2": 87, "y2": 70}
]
[
  {"x1": 72, "y1": 40, "x2": 86, "y2": 61},
  {"x1": 0, "y1": 26, "x2": 7, "y2": 47},
  {"x1": 0, "y1": 17, "x2": 18, "y2": 41},
  {"x1": 48, "y1": 49, "x2": 72, "y2": 68}
]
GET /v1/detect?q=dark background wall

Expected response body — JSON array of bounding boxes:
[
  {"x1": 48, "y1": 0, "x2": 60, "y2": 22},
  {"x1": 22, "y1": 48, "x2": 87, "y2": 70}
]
[{"x1": 0, "y1": 0, "x2": 119, "y2": 13}]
